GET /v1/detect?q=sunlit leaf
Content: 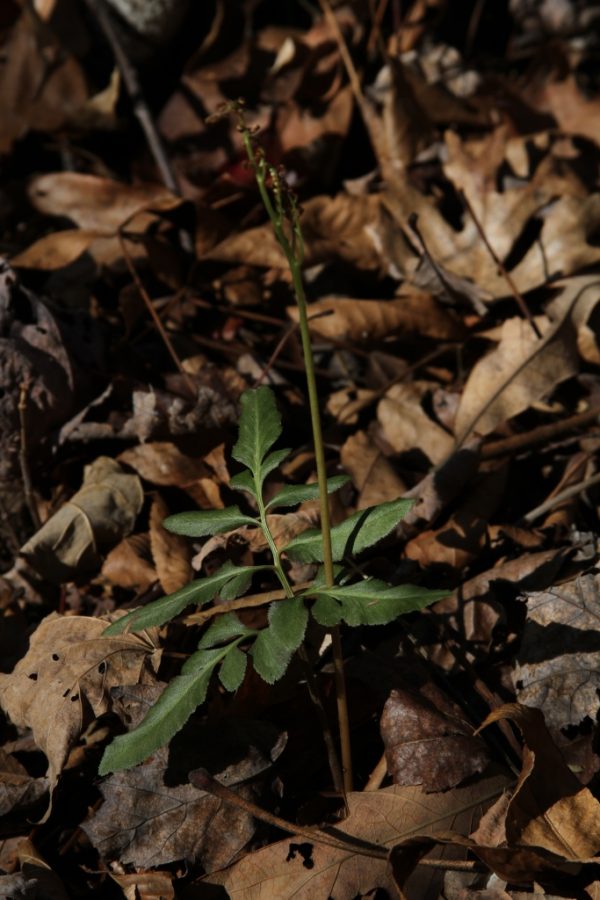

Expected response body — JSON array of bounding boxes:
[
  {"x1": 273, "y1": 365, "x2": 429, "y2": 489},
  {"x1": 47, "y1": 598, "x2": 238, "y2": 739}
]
[
  {"x1": 283, "y1": 498, "x2": 413, "y2": 562},
  {"x1": 266, "y1": 475, "x2": 349, "y2": 510},
  {"x1": 163, "y1": 507, "x2": 257, "y2": 537},
  {"x1": 103, "y1": 563, "x2": 259, "y2": 635},
  {"x1": 308, "y1": 579, "x2": 448, "y2": 626}
]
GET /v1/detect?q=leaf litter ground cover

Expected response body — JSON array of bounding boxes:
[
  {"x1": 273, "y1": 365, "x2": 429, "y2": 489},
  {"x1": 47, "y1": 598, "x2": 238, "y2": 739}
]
[{"x1": 2, "y1": 1, "x2": 600, "y2": 898}]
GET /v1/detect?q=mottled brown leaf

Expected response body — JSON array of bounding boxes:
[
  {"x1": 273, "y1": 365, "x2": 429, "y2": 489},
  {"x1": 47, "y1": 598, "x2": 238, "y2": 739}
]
[
  {"x1": 149, "y1": 494, "x2": 193, "y2": 594},
  {"x1": 381, "y1": 687, "x2": 489, "y2": 791}
]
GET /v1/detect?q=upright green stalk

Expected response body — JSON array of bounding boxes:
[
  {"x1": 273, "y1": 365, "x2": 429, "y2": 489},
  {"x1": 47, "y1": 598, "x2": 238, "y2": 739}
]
[{"x1": 237, "y1": 115, "x2": 353, "y2": 793}]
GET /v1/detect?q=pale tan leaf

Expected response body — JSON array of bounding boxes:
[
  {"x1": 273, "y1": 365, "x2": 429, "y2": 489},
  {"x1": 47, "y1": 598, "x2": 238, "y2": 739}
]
[
  {"x1": 28, "y1": 173, "x2": 181, "y2": 233},
  {"x1": 11, "y1": 230, "x2": 103, "y2": 270},
  {"x1": 149, "y1": 494, "x2": 193, "y2": 594},
  {"x1": 454, "y1": 314, "x2": 578, "y2": 441}
]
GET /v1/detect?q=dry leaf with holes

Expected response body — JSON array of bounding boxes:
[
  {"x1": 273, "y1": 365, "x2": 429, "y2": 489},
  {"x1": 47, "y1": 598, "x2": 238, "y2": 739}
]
[
  {"x1": 207, "y1": 772, "x2": 509, "y2": 898},
  {"x1": 0, "y1": 613, "x2": 160, "y2": 815},
  {"x1": 149, "y1": 494, "x2": 193, "y2": 594}
]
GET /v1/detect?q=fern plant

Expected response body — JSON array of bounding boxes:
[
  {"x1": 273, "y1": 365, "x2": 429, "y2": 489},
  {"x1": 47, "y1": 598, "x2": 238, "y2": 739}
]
[{"x1": 99, "y1": 386, "x2": 447, "y2": 775}]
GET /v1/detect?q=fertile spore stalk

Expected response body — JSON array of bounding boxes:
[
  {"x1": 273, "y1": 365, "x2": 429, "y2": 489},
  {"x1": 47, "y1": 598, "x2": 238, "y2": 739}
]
[{"x1": 228, "y1": 101, "x2": 353, "y2": 792}]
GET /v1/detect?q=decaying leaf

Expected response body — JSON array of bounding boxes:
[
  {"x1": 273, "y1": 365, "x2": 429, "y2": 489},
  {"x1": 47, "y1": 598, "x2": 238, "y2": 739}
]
[
  {"x1": 84, "y1": 704, "x2": 285, "y2": 871},
  {"x1": 478, "y1": 704, "x2": 600, "y2": 859},
  {"x1": 20, "y1": 457, "x2": 144, "y2": 583},
  {"x1": 102, "y1": 533, "x2": 158, "y2": 592},
  {"x1": 514, "y1": 573, "x2": 600, "y2": 732},
  {"x1": 0, "y1": 613, "x2": 160, "y2": 810},
  {"x1": 381, "y1": 687, "x2": 489, "y2": 791},
  {"x1": 0, "y1": 750, "x2": 48, "y2": 818}
]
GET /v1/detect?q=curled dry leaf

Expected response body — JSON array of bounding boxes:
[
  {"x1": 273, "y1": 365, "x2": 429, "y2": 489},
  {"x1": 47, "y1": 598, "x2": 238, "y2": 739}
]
[
  {"x1": 377, "y1": 382, "x2": 454, "y2": 465},
  {"x1": 287, "y1": 292, "x2": 463, "y2": 343},
  {"x1": 149, "y1": 494, "x2": 193, "y2": 595},
  {"x1": 0, "y1": 613, "x2": 160, "y2": 813},
  {"x1": 207, "y1": 772, "x2": 510, "y2": 899},
  {"x1": 514, "y1": 572, "x2": 600, "y2": 732},
  {"x1": 21, "y1": 457, "x2": 144, "y2": 583},
  {"x1": 381, "y1": 687, "x2": 489, "y2": 791},
  {"x1": 478, "y1": 703, "x2": 600, "y2": 859},
  {"x1": 110, "y1": 871, "x2": 174, "y2": 900}
]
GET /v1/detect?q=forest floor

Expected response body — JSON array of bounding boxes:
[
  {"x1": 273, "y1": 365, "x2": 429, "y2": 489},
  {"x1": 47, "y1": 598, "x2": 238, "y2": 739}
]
[{"x1": 2, "y1": 1, "x2": 600, "y2": 897}]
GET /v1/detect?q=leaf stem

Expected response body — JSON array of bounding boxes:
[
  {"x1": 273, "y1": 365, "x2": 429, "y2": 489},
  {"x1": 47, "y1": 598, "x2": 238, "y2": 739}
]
[{"x1": 256, "y1": 481, "x2": 345, "y2": 796}]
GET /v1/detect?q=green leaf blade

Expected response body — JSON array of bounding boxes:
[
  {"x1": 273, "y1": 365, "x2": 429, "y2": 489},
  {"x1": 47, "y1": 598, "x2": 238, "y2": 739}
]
[
  {"x1": 283, "y1": 498, "x2": 414, "y2": 563},
  {"x1": 219, "y1": 646, "x2": 247, "y2": 691},
  {"x1": 309, "y1": 579, "x2": 448, "y2": 626},
  {"x1": 268, "y1": 597, "x2": 308, "y2": 653},
  {"x1": 232, "y1": 387, "x2": 282, "y2": 475},
  {"x1": 98, "y1": 646, "x2": 226, "y2": 774},
  {"x1": 266, "y1": 475, "x2": 349, "y2": 510},
  {"x1": 163, "y1": 507, "x2": 257, "y2": 537},
  {"x1": 103, "y1": 563, "x2": 259, "y2": 635}
]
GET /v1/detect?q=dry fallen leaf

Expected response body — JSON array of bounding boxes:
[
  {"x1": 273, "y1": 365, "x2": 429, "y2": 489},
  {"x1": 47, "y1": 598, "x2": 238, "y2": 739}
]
[
  {"x1": 377, "y1": 382, "x2": 454, "y2": 465},
  {"x1": 207, "y1": 772, "x2": 509, "y2": 898},
  {"x1": 28, "y1": 172, "x2": 181, "y2": 234},
  {"x1": 340, "y1": 430, "x2": 406, "y2": 509},
  {"x1": 20, "y1": 457, "x2": 144, "y2": 583},
  {"x1": 454, "y1": 311, "x2": 578, "y2": 442},
  {"x1": 287, "y1": 292, "x2": 463, "y2": 343},
  {"x1": 0, "y1": 613, "x2": 160, "y2": 812},
  {"x1": 381, "y1": 687, "x2": 489, "y2": 791},
  {"x1": 514, "y1": 573, "x2": 600, "y2": 732},
  {"x1": 479, "y1": 704, "x2": 600, "y2": 858},
  {"x1": 84, "y1": 700, "x2": 285, "y2": 871},
  {"x1": 102, "y1": 533, "x2": 158, "y2": 592},
  {"x1": 149, "y1": 494, "x2": 193, "y2": 594}
]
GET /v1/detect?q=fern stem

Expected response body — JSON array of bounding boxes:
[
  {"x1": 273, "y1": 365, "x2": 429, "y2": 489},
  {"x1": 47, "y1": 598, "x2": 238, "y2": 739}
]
[
  {"x1": 240, "y1": 123, "x2": 353, "y2": 793},
  {"x1": 287, "y1": 254, "x2": 354, "y2": 794}
]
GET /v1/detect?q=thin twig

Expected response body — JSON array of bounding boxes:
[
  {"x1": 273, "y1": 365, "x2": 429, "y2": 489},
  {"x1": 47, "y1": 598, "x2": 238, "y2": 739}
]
[
  {"x1": 364, "y1": 751, "x2": 388, "y2": 791},
  {"x1": 480, "y1": 404, "x2": 600, "y2": 459},
  {"x1": 189, "y1": 768, "x2": 386, "y2": 859},
  {"x1": 458, "y1": 189, "x2": 541, "y2": 338},
  {"x1": 524, "y1": 471, "x2": 600, "y2": 523},
  {"x1": 82, "y1": 0, "x2": 180, "y2": 196},
  {"x1": 118, "y1": 233, "x2": 196, "y2": 396},
  {"x1": 18, "y1": 379, "x2": 41, "y2": 530},
  {"x1": 318, "y1": 0, "x2": 366, "y2": 113},
  {"x1": 190, "y1": 768, "x2": 487, "y2": 873}
]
